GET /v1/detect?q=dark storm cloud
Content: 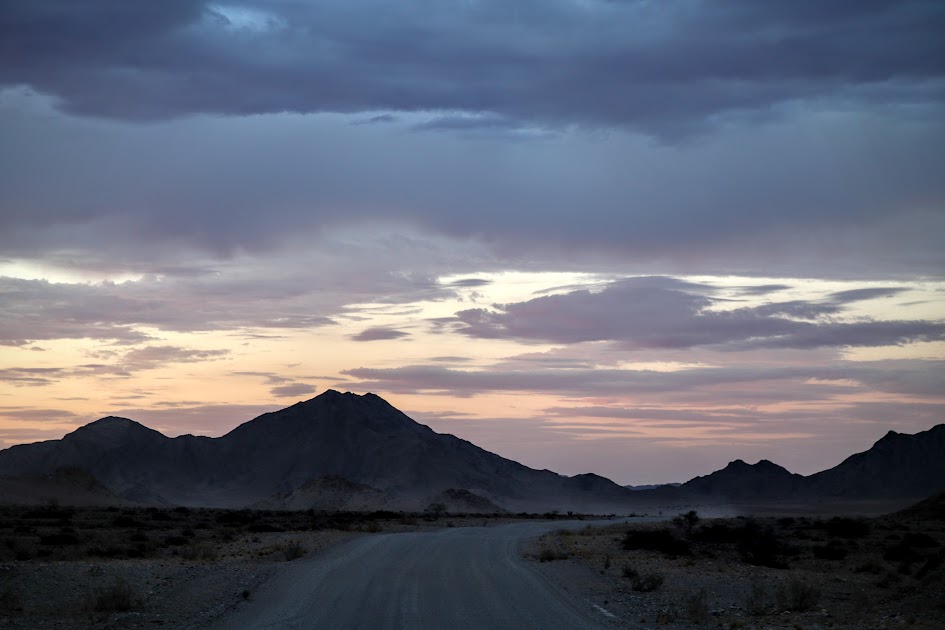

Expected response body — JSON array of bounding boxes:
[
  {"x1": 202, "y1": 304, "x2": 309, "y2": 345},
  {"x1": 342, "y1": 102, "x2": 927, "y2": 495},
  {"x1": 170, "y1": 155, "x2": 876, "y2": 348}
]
[
  {"x1": 451, "y1": 277, "x2": 945, "y2": 350},
  {"x1": 1, "y1": 1, "x2": 942, "y2": 132},
  {"x1": 350, "y1": 327, "x2": 411, "y2": 342}
]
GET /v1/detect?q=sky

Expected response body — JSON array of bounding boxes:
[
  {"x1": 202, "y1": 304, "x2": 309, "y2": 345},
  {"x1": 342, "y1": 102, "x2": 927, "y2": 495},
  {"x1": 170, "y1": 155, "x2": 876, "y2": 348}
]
[{"x1": 1, "y1": 0, "x2": 944, "y2": 485}]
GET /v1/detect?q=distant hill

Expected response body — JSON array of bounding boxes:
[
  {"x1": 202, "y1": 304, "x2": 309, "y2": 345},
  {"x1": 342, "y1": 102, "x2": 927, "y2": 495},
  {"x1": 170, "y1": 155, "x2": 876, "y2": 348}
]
[
  {"x1": 679, "y1": 459, "x2": 805, "y2": 500},
  {"x1": 0, "y1": 390, "x2": 639, "y2": 512},
  {"x1": 893, "y1": 491, "x2": 945, "y2": 521},
  {"x1": 805, "y1": 425, "x2": 945, "y2": 499}
]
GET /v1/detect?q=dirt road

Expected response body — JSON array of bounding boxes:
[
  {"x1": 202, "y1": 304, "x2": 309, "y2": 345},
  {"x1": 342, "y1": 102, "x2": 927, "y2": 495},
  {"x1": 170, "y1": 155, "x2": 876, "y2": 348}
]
[{"x1": 212, "y1": 520, "x2": 623, "y2": 629}]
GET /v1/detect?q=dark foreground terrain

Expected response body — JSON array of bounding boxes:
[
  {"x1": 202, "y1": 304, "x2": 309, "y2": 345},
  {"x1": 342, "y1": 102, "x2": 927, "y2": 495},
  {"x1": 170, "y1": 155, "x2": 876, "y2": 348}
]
[
  {"x1": 0, "y1": 504, "x2": 550, "y2": 629},
  {"x1": 3, "y1": 499, "x2": 944, "y2": 629},
  {"x1": 531, "y1": 498, "x2": 945, "y2": 628}
]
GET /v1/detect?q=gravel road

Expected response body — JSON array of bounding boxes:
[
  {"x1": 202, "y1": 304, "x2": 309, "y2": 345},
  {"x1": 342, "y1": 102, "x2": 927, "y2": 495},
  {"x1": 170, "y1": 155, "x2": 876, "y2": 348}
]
[{"x1": 212, "y1": 520, "x2": 624, "y2": 629}]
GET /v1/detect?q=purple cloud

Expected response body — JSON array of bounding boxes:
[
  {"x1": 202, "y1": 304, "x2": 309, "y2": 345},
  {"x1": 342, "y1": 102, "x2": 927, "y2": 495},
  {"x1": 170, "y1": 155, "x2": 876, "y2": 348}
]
[
  {"x1": 350, "y1": 327, "x2": 410, "y2": 342},
  {"x1": 269, "y1": 383, "x2": 317, "y2": 398},
  {"x1": 451, "y1": 277, "x2": 945, "y2": 350}
]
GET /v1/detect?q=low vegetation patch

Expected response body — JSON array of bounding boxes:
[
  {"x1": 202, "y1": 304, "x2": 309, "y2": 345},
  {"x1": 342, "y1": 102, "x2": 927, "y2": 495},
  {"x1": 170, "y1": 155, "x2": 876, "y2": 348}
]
[
  {"x1": 92, "y1": 579, "x2": 138, "y2": 613},
  {"x1": 621, "y1": 528, "x2": 690, "y2": 557}
]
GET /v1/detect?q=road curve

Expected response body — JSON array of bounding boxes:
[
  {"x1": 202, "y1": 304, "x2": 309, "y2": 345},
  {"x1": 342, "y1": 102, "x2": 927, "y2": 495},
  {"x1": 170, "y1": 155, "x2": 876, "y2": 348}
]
[{"x1": 213, "y1": 520, "x2": 622, "y2": 629}]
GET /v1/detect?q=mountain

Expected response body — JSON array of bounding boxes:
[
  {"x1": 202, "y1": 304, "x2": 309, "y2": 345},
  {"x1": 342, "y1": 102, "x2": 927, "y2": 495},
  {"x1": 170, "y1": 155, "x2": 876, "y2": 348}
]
[
  {"x1": 629, "y1": 425, "x2": 945, "y2": 505},
  {"x1": 1, "y1": 391, "x2": 942, "y2": 511},
  {"x1": 679, "y1": 459, "x2": 805, "y2": 500},
  {"x1": 0, "y1": 390, "x2": 638, "y2": 512},
  {"x1": 804, "y1": 425, "x2": 945, "y2": 500}
]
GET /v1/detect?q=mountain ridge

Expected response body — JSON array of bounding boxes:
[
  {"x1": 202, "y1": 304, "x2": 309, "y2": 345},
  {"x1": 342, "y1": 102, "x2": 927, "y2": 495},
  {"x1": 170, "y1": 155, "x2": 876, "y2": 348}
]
[{"x1": 1, "y1": 390, "x2": 943, "y2": 511}]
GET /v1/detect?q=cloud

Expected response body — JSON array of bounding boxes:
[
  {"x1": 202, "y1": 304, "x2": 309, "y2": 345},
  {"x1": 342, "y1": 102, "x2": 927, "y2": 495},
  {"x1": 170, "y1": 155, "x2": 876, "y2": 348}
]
[
  {"x1": 341, "y1": 359, "x2": 945, "y2": 401},
  {"x1": 0, "y1": 407, "x2": 81, "y2": 422},
  {"x1": 119, "y1": 345, "x2": 229, "y2": 371},
  {"x1": 350, "y1": 327, "x2": 410, "y2": 342},
  {"x1": 451, "y1": 277, "x2": 945, "y2": 350},
  {"x1": 0, "y1": 367, "x2": 64, "y2": 387},
  {"x1": 269, "y1": 383, "x2": 317, "y2": 398},
  {"x1": 2, "y1": 1, "x2": 941, "y2": 135}
]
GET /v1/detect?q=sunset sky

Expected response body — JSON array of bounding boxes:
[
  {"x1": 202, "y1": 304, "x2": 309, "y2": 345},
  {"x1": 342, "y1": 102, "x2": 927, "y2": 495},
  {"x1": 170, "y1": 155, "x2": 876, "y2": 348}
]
[{"x1": 1, "y1": 1, "x2": 944, "y2": 485}]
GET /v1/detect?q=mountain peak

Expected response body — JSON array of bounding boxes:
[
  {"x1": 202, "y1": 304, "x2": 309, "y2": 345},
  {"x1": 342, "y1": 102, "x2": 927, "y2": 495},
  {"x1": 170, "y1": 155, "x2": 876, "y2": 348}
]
[{"x1": 69, "y1": 415, "x2": 163, "y2": 440}]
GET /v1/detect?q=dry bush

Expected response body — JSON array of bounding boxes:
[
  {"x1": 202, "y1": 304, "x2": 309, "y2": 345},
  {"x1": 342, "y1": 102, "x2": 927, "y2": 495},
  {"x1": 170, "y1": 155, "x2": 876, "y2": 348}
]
[
  {"x1": 538, "y1": 547, "x2": 568, "y2": 562},
  {"x1": 744, "y1": 580, "x2": 769, "y2": 616},
  {"x1": 686, "y1": 588, "x2": 709, "y2": 623},
  {"x1": 92, "y1": 580, "x2": 138, "y2": 612},
  {"x1": 283, "y1": 541, "x2": 306, "y2": 561},
  {"x1": 776, "y1": 576, "x2": 820, "y2": 612}
]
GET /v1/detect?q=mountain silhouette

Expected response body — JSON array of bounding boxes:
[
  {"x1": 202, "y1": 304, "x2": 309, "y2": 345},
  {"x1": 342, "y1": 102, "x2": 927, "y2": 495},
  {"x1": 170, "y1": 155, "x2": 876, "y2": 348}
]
[
  {"x1": 1, "y1": 391, "x2": 942, "y2": 511},
  {"x1": 0, "y1": 390, "x2": 635, "y2": 511}
]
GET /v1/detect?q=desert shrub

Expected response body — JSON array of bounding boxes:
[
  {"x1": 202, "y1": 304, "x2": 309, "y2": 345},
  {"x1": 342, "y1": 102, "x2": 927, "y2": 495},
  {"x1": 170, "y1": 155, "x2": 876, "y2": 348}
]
[
  {"x1": 128, "y1": 531, "x2": 149, "y2": 543},
  {"x1": 673, "y1": 510, "x2": 700, "y2": 535},
  {"x1": 915, "y1": 551, "x2": 944, "y2": 579},
  {"x1": 744, "y1": 580, "x2": 769, "y2": 616},
  {"x1": 247, "y1": 522, "x2": 284, "y2": 533},
  {"x1": 112, "y1": 515, "x2": 140, "y2": 527},
  {"x1": 820, "y1": 517, "x2": 870, "y2": 539},
  {"x1": 538, "y1": 547, "x2": 568, "y2": 562},
  {"x1": 737, "y1": 521, "x2": 792, "y2": 569},
  {"x1": 776, "y1": 517, "x2": 796, "y2": 528},
  {"x1": 216, "y1": 510, "x2": 252, "y2": 525},
  {"x1": 855, "y1": 561, "x2": 884, "y2": 574},
  {"x1": 686, "y1": 588, "x2": 709, "y2": 623},
  {"x1": 620, "y1": 564, "x2": 663, "y2": 591},
  {"x1": 283, "y1": 541, "x2": 306, "y2": 561},
  {"x1": 363, "y1": 521, "x2": 382, "y2": 533},
  {"x1": 39, "y1": 532, "x2": 80, "y2": 546},
  {"x1": 13, "y1": 543, "x2": 34, "y2": 561},
  {"x1": 180, "y1": 543, "x2": 216, "y2": 561},
  {"x1": 0, "y1": 587, "x2": 22, "y2": 613},
  {"x1": 693, "y1": 522, "x2": 741, "y2": 544},
  {"x1": 425, "y1": 502, "x2": 447, "y2": 520},
  {"x1": 655, "y1": 607, "x2": 677, "y2": 624},
  {"x1": 23, "y1": 507, "x2": 74, "y2": 520},
  {"x1": 632, "y1": 572, "x2": 664, "y2": 592},
  {"x1": 93, "y1": 580, "x2": 137, "y2": 612},
  {"x1": 900, "y1": 532, "x2": 939, "y2": 548},
  {"x1": 164, "y1": 535, "x2": 188, "y2": 546},
  {"x1": 884, "y1": 543, "x2": 922, "y2": 564},
  {"x1": 622, "y1": 528, "x2": 690, "y2": 557},
  {"x1": 776, "y1": 577, "x2": 820, "y2": 612},
  {"x1": 813, "y1": 543, "x2": 848, "y2": 560}
]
